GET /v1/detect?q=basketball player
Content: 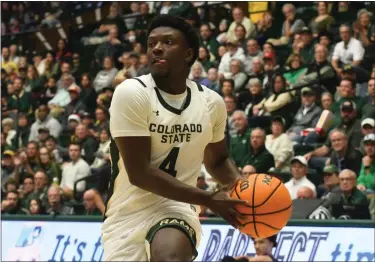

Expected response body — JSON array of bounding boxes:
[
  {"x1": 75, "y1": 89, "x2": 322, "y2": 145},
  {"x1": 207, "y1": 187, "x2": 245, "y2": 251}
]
[{"x1": 102, "y1": 15, "x2": 247, "y2": 261}]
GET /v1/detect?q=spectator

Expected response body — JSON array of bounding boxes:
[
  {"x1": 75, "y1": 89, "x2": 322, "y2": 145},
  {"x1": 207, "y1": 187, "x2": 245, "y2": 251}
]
[
  {"x1": 248, "y1": 57, "x2": 264, "y2": 83},
  {"x1": 266, "y1": 116, "x2": 294, "y2": 172},
  {"x1": 317, "y1": 164, "x2": 340, "y2": 199},
  {"x1": 262, "y1": 51, "x2": 281, "y2": 94},
  {"x1": 1, "y1": 190, "x2": 27, "y2": 214},
  {"x1": 243, "y1": 39, "x2": 263, "y2": 75},
  {"x1": 297, "y1": 186, "x2": 316, "y2": 199},
  {"x1": 197, "y1": 46, "x2": 216, "y2": 73},
  {"x1": 283, "y1": 54, "x2": 307, "y2": 85},
  {"x1": 199, "y1": 23, "x2": 220, "y2": 58},
  {"x1": 39, "y1": 146, "x2": 61, "y2": 183},
  {"x1": 55, "y1": 39, "x2": 72, "y2": 63},
  {"x1": 60, "y1": 143, "x2": 91, "y2": 199},
  {"x1": 2, "y1": 118, "x2": 16, "y2": 146},
  {"x1": 305, "y1": 101, "x2": 363, "y2": 172},
  {"x1": 287, "y1": 87, "x2": 322, "y2": 143},
  {"x1": 11, "y1": 113, "x2": 30, "y2": 150},
  {"x1": 125, "y1": 2, "x2": 140, "y2": 30},
  {"x1": 1, "y1": 47, "x2": 18, "y2": 74},
  {"x1": 45, "y1": 136, "x2": 64, "y2": 165},
  {"x1": 8, "y1": 44, "x2": 20, "y2": 65},
  {"x1": 71, "y1": 53, "x2": 85, "y2": 81},
  {"x1": 353, "y1": 9, "x2": 375, "y2": 63},
  {"x1": 357, "y1": 134, "x2": 375, "y2": 193},
  {"x1": 1, "y1": 150, "x2": 16, "y2": 189},
  {"x1": 235, "y1": 24, "x2": 248, "y2": 51},
  {"x1": 200, "y1": 68, "x2": 220, "y2": 93},
  {"x1": 14, "y1": 142, "x2": 40, "y2": 183},
  {"x1": 332, "y1": 24, "x2": 367, "y2": 82},
  {"x1": 237, "y1": 78, "x2": 264, "y2": 117},
  {"x1": 331, "y1": 78, "x2": 365, "y2": 118},
  {"x1": 253, "y1": 73, "x2": 293, "y2": 127},
  {"x1": 225, "y1": 59, "x2": 248, "y2": 93},
  {"x1": 216, "y1": 19, "x2": 229, "y2": 44},
  {"x1": 218, "y1": 40, "x2": 245, "y2": 76},
  {"x1": 318, "y1": 31, "x2": 335, "y2": 61},
  {"x1": 113, "y1": 52, "x2": 137, "y2": 87},
  {"x1": 19, "y1": 174, "x2": 34, "y2": 208},
  {"x1": 4, "y1": 77, "x2": 34, "y2": 118},
  {"x1": 241, "y1": 165, "x2": 256, "y2": 178},
  {"x1": 91, "y1": 129, "x2": 111, "y2": 169},
  {"x1": 321, "y1": 91, "x2": 334, "y2": 110},
  {"x1": 94, "y1": 27, "x2": 127, "y2": 66},
  {"x1": 136, "y1": 54, "x2": 150, "y2": 76},
  {"x1": 309, "y1": 2, "x2": 335, "y2": 38},
  {"x1": 91, "y1": 107, "x2": 109, "y2": 139},
  {"x1": 27, "y1": 170, "x2": 49, "y2": 208},
  {"x1": 285, "y1": 156, "x2": 317, "y2": 200},
  {"x1": 251, "y1": 235, "x2": 278, "y2": 262},
  {"x1": 224, "y1": 95, "x2": 237, "y2": 134},
  {"x1": 328, "y1": 129, "x2": 363, "y2": 174},
  {"x1": 362, "y1": 78, "x2": 375, "y2": 120},
  {"x1": 241, "y1": 128, "x2": 275, "y2": 172},
  {"x1": 42, "y1": 51, "x2": 59, "y2": 80},
  {"x1": 72, "y1": 123, "x2": 99, "y2": 165},
  {"x1": 79, "y1": 74, "x2": 97, "y2": 115},
  {"x1": 82, "y1": 189, "x2": 104, "y2": 216},
  {"x1": 29, "y1": 104, "x2": 62, "y2": 141},
  {"x1": 226, "y1": 7, "x2": 256, "y2": 42},
  {"x1": 295, "y1": 27, "x2": 316, "y2": 64},
  {"x1": 48, "y1": 73, "x2": 74, "y2": 109},
  {"x1": 93, "y1": 56, "x2": 118, "y2": 93},
  {"x1": 188, "y1": 61, "x2": 207, "y2": 85},
  {"x1": 25, "y1": 65, "x2": 44, "y2": 94},
  {"x1": 46, "y1": 185, "x2": 74, "y2": 215},
  {"x1": 323, "y1": 169, "x2": 369, "y2": 217},
  {"x1": 268, "y1": 3, "x2": 305, "y2": 46},
  {"x1": 133, "y1": 3, "x2": 154, "y2": 47},
  {"x1": 229, "y1": 110, "x2": 251, "y2": 167},
  {"x1": 220, "y1": 79, "x2": 235, "y2": 98},
  {"x1": 41, "y1": 76, "x2": 58, "y2": 105},
  {"x1": 28, "y1": 198, "x2": 46, "y2": 215},
  {"x1": 63, "y1": 85, "x2": 86, "y2": 125}
]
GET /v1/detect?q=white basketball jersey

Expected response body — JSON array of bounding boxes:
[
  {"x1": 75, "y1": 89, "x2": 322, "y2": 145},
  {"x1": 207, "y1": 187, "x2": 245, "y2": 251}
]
[{"x1": 104, "y1": 74, "x2": 226, "y2": 222}]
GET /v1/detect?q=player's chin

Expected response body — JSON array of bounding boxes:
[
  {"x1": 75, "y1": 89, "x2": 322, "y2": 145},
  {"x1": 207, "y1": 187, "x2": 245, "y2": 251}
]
[{"x1": 151, "y1": 66, "x2": 169, "y2": 77}]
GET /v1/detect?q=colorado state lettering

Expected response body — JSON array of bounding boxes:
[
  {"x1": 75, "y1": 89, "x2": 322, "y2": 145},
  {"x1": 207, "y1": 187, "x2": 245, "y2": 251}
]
[{"x1": 149, "y1": 124, "x2": 202, "y2": 143}]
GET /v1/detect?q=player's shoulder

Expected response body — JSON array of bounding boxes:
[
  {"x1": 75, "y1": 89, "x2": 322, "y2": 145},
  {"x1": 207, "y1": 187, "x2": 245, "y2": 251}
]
[{"x1": 114, "y1": 74, "x2": 153, "y2": 97}]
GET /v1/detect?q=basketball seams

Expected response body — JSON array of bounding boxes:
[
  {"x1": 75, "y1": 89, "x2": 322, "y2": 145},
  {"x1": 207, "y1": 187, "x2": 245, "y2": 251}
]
[
  {"x1": 252, "y1": 174, "x2": 259, "y2": 238},
  {"x1": 254, "y1": 180, "x2": 282, "y2": 208},
  {"x1": 237, "y1": 204, "x2": 292, "y2": 216}
]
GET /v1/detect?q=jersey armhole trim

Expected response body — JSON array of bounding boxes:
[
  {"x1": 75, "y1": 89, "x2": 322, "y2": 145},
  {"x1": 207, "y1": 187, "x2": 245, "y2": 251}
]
[
  {"x1": 196, "y1": 83, "x2": 203, "y2": 92},
  {"x1": 131, "y1": 77, "x2": 147, "y2": 87}
]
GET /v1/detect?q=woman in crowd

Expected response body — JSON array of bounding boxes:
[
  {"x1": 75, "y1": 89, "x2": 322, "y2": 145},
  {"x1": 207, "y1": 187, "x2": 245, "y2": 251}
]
[
  {"x1": 197, "y1": 46, "x2": 216, "y2": 72},
  {"x1": 91, "y1": 128, "x2": 111, "y2": 170},
  {"x1": 79, "y1": 73, "x2": 97, "y2": 115},
  {"x1": 28, "y1": 198, "x2": 46, "y2": 215},
  {"x1": 93, "y1": 56, "x2": 118, "y2": 93},
  {"x1": 283, "y1": 53, "x2": 307, "y2": 85},
  {"x1": 266, "y1": 116, "x2": 294, "y2": 172},
  {"x1": 237, "y1": 78, "x2": 265, "y2": 117},
  {"x1": 309, "y1": 2, "x2": 335, "y2": 38},
  {"x1": 39, "y1": 146, "x2": 61, "y2": 183}
]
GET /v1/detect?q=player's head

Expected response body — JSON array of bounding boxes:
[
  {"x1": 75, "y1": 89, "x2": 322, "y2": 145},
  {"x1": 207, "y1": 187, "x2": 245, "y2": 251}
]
[
  {"x1": 251, "y1": 235, "x2": 277, "y2": 256},
  {"x1": 147, "y1": 15, "x2": 199, "y2": 77}
]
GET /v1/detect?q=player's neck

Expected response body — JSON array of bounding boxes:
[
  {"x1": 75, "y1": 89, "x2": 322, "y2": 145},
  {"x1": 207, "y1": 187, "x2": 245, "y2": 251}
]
[{"x1": 153, "y1": 74, "x2": 187, "y2": 95}]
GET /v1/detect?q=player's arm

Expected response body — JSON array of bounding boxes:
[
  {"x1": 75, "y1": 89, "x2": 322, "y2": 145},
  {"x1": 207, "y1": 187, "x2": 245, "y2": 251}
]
[{"x1": 203, "y1": 91, "x2": 242, "y2": 189}]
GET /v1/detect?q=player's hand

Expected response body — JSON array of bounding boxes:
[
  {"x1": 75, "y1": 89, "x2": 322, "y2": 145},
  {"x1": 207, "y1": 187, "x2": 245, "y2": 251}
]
[{"x1": 206, "y1": 190, "x2": 248, "y2": 229}]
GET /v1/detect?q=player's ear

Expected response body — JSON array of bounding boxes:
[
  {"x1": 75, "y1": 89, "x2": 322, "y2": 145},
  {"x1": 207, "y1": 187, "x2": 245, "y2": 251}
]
[{"x1": 185, "y1": 48, "x2": 194, "y2": 64}]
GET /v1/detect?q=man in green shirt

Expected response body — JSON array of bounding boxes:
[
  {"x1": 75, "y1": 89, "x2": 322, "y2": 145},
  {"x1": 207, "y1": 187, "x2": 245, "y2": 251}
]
[
  {"x1": 241, "y1": 128, "x2": 275, "y2": 173},
  {"x1": 331, "y1": 78, "x2": 365, "y2": 118},
  {"x1": 357, "y1": 134, "x2": 375, "y2": 193},
  {"x1": 338, "y1": 169, "x2": 368, "y2": 206},
  {"x1": 362, "y1": 78, "x2": 375, "y2": 120},
  {"x1": 199, "y1": 24, "x2": 220, "y2": 58},
  {"x1": 229, "y1": 110, "x2": 251, "y2": 167}
]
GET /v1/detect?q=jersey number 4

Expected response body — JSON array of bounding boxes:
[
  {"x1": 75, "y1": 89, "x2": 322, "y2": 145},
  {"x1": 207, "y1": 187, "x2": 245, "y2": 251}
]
[{"x1": 159, "y1": 147, "x2": 180, "y2": 177}]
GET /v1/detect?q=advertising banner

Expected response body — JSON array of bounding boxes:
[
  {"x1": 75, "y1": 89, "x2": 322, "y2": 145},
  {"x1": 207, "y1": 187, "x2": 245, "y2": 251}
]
[{"x1": 2, "y1": 220, "x2": 374, "y2": 261}]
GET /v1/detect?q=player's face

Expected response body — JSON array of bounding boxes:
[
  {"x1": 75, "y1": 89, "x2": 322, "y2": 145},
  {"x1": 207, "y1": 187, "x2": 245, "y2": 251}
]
[
  {"x1": 253, "y1": 238, "x2": 273, "y2": 255},
  {"x1": 147, "y1": 27, "x2": 191, "y2": 78}
]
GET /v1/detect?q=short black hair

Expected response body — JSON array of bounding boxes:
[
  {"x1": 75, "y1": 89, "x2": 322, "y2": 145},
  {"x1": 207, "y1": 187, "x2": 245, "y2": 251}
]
[{"x1": 147, "y1": 15, "x2": 199, "y2": 67}]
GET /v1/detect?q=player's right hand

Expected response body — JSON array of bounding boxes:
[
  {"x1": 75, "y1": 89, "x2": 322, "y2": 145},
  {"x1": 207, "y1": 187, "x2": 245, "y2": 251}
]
[{"x1": 206, "y1": 191, "x2": 248, "y2": 229}]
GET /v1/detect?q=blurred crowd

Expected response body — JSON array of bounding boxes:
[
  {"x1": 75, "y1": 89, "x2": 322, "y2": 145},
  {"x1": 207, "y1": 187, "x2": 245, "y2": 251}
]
[{"x1": 1, "y1": 1, "x2": 375, "y2": 220}]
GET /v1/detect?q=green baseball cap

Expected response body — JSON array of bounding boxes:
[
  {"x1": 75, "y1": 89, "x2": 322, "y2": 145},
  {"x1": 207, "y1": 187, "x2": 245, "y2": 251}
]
[{"x1": 323, "y1": 164, "x2": 338, "y2": 174}]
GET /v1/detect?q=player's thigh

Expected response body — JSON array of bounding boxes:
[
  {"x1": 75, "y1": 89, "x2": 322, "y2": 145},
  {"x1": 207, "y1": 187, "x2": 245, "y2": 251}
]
[{"x1": 146, "y1": 218, "x2": 198, "y2": 262}]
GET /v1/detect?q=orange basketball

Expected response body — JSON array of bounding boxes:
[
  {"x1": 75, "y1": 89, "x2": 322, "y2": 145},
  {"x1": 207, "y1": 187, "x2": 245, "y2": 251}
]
[{"x1": 230, "y1": 174, "x2": 292, "y2": 238}]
